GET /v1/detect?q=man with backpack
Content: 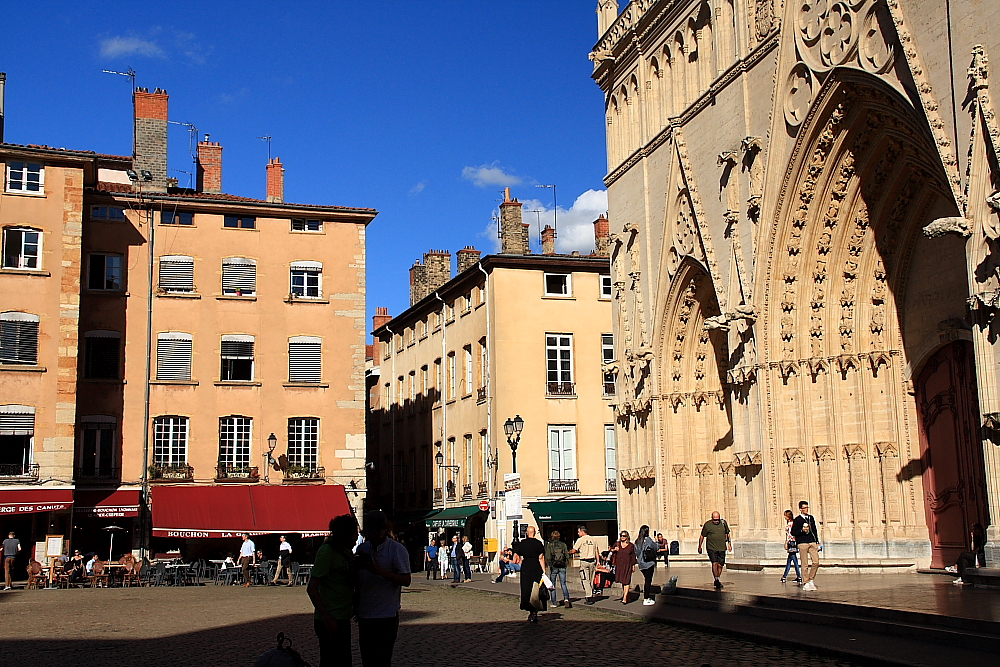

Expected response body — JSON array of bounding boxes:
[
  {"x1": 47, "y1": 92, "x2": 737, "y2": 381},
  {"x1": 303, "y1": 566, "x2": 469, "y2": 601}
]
[
  {"x1": 544, "y1": 530, "x2": 572, "y2": 608},
  {"x1": 697, "y1": 511, "x2": 732, "y2": 589}
]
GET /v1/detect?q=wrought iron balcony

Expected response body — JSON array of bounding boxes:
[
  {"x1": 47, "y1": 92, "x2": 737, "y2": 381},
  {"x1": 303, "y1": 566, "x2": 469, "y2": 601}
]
[
  {"x1": 606, "y1": 478, "x2": 617, "y2": 492},
  {"x1": 477, "y1": 481, "x2": 488, "y2": 498},
  {"x1": 283, "y1": 465, "x2": 325, "y2": 481},
  {"x1": 75, "y1": 467, "x2": 120, "y2": 482},
  {"x1": 603, "y1": 381, "x2": 616, "y2": 396},
  {"x1": 434, "y1": 488, "x2": 443, "y2": 501},
  {"x1": 462, "y1": 484, "x2": 473, "y2": 500},
  {"x1": 476, "y1": 387, "x2": 487, "y2": 403},
  {"x1": 546, "y1": 381, "x2": 575, "y2": 396},
  {"x1": 216, "y1": 465, "x2": 260, "y2": 482},
  {"x1": 548, "y1": 478, "x2": 579, "y2": 493},
  {"x1": 148, "y1": 464, "x2": 194, "y2": 481},
  {"x1": 0, "y1": 463, "x2": 39, "y2": 481}
]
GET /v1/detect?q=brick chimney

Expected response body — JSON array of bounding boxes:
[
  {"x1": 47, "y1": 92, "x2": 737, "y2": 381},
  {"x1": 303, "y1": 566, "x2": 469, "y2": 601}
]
[
  {"x1": 133, "y1": 87, "x2": 169, "y2": 192},
  {"x1": 266, "y1": 157, "x2": 284, "y2": 203},
  {"x1": 409, "y1": 250, "x2": 452, "y2": 305},
  {"x1": 593, "y1": 213, "x2": 611, "y2": 257},
  {"x1": 373, "y1": 306, "x2": 392, "y2": 331},
  {"x1": 197, "y1": 136, "x2": 223, "y2": 194},
  {"x1": 456, "y1": 246, "x2": 482, "y2": 273},
  {"x1": 500, "y1": 187, "x2": 529, "y2": 255},
  {"x1": 409, "y1": 260, "x2": 428, "y2": 305},
  {"x1": 541, "y1": 225, "x2": 556, "y2": 255}
]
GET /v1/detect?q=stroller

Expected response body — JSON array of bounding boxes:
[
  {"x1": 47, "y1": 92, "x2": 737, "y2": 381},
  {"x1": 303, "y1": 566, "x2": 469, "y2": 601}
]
[{"x1": 593, "y1": 549, "x2": 615, "y2": 595}]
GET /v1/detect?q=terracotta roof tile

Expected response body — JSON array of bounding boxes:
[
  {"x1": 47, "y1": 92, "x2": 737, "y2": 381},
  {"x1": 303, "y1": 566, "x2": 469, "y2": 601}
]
[
  {"x1": 89, "y1": 182, "x2": 377, "y2": 213},
  {"x1": 1, "y1": 142, "x2": 131, "y2": 161}
]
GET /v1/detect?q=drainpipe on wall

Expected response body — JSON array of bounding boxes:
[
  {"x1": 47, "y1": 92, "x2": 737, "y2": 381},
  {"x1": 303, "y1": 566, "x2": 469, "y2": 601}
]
[
  {"x1": 385, "y1": 324, "x2": 396, "y2": 518},
  {"x1": 434, "y1": 291, "x2": 447, "y2": 513},
  {"x1": 139, "y1": 199, "x2": 155, "y2": 559},
  {"x1": 476, "y1": 262, "x2": 495, "y2": 525}
]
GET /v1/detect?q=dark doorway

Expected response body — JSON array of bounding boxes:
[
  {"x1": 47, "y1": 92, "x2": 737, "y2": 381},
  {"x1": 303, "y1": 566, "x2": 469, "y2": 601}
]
[{"x1": 915, "y1": 340, "x2": 989, "y2": 568}]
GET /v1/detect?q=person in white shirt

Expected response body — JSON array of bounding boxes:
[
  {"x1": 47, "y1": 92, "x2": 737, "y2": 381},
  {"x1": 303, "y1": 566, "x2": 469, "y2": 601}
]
[
  {"x1": 86, "y1": 555, "x2": 98, "y2": 575},
  {"x1": 461, "y1": 536, "x2": 474, "y2": 582},
  {"x1": 272, "y1": 535, "x2": 294, "y2": 586},
  {"x1": 239, "y1": 534, "x2": 256, "y2": 587},
  {"x1": 356, "y1": 510, "x2": 411, "y2": 667}
]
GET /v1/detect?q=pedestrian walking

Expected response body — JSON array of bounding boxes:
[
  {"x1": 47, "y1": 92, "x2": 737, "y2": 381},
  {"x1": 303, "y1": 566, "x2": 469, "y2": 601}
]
[
  {"x1": 424, "y1": 538, "x2": 439, "y2": 580},
  {"x1": 3, "y1": 531, "x2": 20, "y2": 590},
  {"x1": 635, "y1": 525, "x2": 658, "y2": 606},
  {"x1": 780, "y1": 510, "x2": 802, "y2": 584},
  {"x1": 948, "y1": 523, "x2": 987, "y2": 585},
  {"x1": 570, "y1": 525, "x2": 600, "y2": 604},
  {"x1": 514, "y1": 525, "x2": 546, "y2": 623},
  {"x1": 791, "y1": 500, "x2": 820, "y2": 591},
  {"x1": 273, "y1": 535, "x2": 294, "y2": 586},
  {"x1": 239, "y1": 533, "x2": 256, "y2": 587},
  {"x1": 461, "y1": 536, "x2": 473, "y2": 582},
  {"x1": 437, "y1": 535, "x2": 449, "y2": 579},
  {"x1": 308, "y1": 514, "x2": 359, "y2": 667},
  {"x1": 544, "y1": 530, "x2": 572, "y2": 608},
  {"x1": 355, "y1": 510, "x2": 411, "y2": 667},
  {"x1": 449, "y1": 535, "x2": 465, "y2": 583},
  {"x1": 611, "y1": 530, "x2": 637, "y2": 604},
  {"x1": 697, "y1": 511, "x2": 732, "y2": 589}
]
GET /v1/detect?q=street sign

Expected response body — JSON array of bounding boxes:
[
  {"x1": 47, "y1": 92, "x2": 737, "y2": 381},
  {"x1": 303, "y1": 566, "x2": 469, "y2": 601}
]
[{"x1": 478, "y1": 499, "x2": 490, "y2": 512}]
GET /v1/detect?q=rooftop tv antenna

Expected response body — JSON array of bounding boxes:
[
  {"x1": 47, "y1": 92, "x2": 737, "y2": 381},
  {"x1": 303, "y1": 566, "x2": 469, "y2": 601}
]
[
  {"x1": 168, "y1": 121, "x2": 199, "y2": 169},
  {"x1": 536, "y1": 184, "x2": 558, "y2": 237},
  {"x1": 529, "y1": 209, "x2": 543, "y2": 253},
  {"x1": 171, "y1": 169, "x2": 194, "y2": 189},
  {"x1": 102, "y1": 67, "x2": 137, "y2": 91},
  {"x1": 257, "y1": 135, "x2": 273, "y2": 161}
]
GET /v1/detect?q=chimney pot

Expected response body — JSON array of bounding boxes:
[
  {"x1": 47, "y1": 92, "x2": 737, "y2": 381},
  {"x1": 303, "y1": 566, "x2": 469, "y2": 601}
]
[
  {"x1": 500, "y1": 189, "x2": 528, "y2": 255},
  {"x1": 373, "y1": 307, "x2": 393, "y2": 331},
  {"x1": 197, "y1": 140, "x2": 223, "y2": 194},
  {"x1": 266, "y1": 157, "x2": 284, "y2": 203},
  {"x1": 133, "y1": 87, "x2": 169, "y2": 192},
  {"x1": 593, "y1": 213, "x2": 611, "y2": 257},
  {"x1": 456, "y1": 246, "x2": 482, "y2": 273},
  {"x1": 541, "y1": 225, "x2": 556, "y2": 255}
]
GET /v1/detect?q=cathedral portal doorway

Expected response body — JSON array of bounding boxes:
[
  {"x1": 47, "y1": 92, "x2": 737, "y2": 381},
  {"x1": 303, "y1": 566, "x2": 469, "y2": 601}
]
[{"x1": 914, "y1": 340, "x2": 989, "y2": 568}]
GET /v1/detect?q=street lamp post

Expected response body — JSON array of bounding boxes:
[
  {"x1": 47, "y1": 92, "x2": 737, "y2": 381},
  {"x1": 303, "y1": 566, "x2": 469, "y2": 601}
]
[
  {"x1": 434, "y1": 450, "x2": 460, "y2": 513},
  {"x1": 503, "y1": 415, "x2": 524, "y2": 542},
  {"x1": 263, "y1": 433, "x2": 278, "y2": 483}
]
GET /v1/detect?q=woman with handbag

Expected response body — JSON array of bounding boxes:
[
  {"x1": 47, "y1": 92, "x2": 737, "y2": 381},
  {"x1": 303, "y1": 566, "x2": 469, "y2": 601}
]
[
  {"x1": 635, "y1": 525, "x2": 658, "y2": 606},
  {"x1": 513, "y1": 525, "x2": 547, "y2": 623},
  {"x1": 781, "y1": 509, "x2": 802, "y2": 584},
  {"x1": 611, "y1": 530, "x2": 637, "y2": 604}
]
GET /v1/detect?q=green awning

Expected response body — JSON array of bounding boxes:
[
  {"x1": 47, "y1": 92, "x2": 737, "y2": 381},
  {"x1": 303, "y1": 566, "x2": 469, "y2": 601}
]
[
  {"x1": 424, "y1": 505, "x2": 485, "y2": 528},
  {"x1": 527, "y1": 500, "x2": 617, "y2": 523}
]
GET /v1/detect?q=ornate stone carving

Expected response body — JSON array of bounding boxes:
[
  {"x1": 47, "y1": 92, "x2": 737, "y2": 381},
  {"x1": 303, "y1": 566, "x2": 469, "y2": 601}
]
[{"x1": 922, "y1": 216, "x2": 972, "y2": 238}]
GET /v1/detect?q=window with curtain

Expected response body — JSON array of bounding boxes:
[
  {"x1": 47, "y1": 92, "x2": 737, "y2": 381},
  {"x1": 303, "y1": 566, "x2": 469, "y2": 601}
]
[
  {"x1": 221, "y1": 335, "x2": 254, "y2": 381},
  {"x1": 548, "y1": 425, "x2": 577, "y2": 481}
]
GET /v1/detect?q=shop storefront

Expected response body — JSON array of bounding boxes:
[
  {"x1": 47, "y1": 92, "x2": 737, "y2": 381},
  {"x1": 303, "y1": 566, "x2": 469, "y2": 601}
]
[
  {"x1": 425, "y1": 506, "x2": 487, "y2": 556},
  {"x1": 72, "y1": 489, "x2": 141, "y2": 561},
  {"x1": 0, "y1": 488, "x2": 74, "y2": 581},
  {"x1": 150, "y1": 484, "x2": 353, "y2": 562},
  {"x1": 526, "y1": 499, "x2": 617, "y2": 551}
]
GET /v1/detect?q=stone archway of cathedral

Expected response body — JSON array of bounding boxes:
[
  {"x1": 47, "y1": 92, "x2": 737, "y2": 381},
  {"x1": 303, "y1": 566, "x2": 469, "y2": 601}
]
[
  {"x1": 760, "y1": 70, "x2": 972, "y2": 562},
  {"x1": 914, "y1": 341, "x2": 989, "y2": 568},
  {"x1": 656, "y1": 258, "x2": 736, "y2": 542}
]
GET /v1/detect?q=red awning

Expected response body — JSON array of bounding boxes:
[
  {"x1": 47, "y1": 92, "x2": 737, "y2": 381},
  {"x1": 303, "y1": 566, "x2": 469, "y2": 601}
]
[
  {"x1": 74, "y1": 489, "x2": 141, "y2": 519},
  {"x1": 0, "y1": 489, "x2": 74, "y2": 515},
  {"x1": 151, "y1": 485, "x2": 352, "y2": 538}
]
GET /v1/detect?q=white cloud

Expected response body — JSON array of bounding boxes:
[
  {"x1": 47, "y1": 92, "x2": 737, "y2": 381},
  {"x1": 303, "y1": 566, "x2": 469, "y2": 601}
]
[
  {"x1": 99, "y1": 36, "x2": 165, "y2": 60},
  {"x1": 477, "y1": 188, "x2": 608, "y2": 254},
  {"x1": 409, "y1": 182, "x2": 426, "y2": 195},
  {"x1": 462, "y1": 162, "x2": 523, "y2": 188}
]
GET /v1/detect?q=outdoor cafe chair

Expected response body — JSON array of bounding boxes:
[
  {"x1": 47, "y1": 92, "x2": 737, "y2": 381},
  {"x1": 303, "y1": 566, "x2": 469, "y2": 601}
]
[
  {"x1": 88, "y1": 560, "x2": 109, "y2": 588},
  {"x1": 292, "y1": 563, "x2": 312, "y2": 587},
  {"x1": 288, "y1": 562, "x2": 300, "y2": 585},
  {"x1": 25, "y1": 560, "x2": 45, "y2": 589},
  {"x1": 255, "y1": 561, "x2": 274, "y2": 586},
  {"x1": 215, "y1": 566, "x2": 239, "y2": 586},
  {"x1": 152, "y1": 561, "x2": 168, "y2": 586}
]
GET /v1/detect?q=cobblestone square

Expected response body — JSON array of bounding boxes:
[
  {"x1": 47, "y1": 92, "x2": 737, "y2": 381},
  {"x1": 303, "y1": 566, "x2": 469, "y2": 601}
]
[{"x1": 0, "y1": 583, "x2": 861, "y2": 666}]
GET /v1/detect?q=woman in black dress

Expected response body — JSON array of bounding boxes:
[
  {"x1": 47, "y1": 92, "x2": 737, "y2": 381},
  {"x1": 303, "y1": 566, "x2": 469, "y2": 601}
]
[{"x1": 513, "y1": 525, "x2": 547, "y2": 622}]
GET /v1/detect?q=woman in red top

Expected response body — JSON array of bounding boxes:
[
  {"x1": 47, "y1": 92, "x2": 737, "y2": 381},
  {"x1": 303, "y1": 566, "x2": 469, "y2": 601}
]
[{"x1": 611, "y1": 530, "x2": 637, "y2": 604}]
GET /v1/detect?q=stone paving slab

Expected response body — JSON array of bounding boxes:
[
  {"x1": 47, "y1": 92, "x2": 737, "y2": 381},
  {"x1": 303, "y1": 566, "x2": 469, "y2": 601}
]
[{"x1": 0, "y1": 580, "x2": 862, "y2": 667}]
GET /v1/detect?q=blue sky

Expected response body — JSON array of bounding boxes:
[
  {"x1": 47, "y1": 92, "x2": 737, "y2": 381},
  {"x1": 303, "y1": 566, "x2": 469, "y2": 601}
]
[{"x1": 4, "y1": 2, "x2": 610, "y2": 332}]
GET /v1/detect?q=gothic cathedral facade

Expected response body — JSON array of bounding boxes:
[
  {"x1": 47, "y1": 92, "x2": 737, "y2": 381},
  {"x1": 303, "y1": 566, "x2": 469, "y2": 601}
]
[{"x1": 594, "y1": 0, "x2": 1000, "y2": 568}]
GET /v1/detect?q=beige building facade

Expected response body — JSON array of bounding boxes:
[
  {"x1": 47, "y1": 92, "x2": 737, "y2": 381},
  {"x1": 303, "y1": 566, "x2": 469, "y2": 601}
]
[
  {"x1": 370, "y1": 193, "x2": 617, "y2": 557},
  {"x1": 593, "y1": 0, "x2": 1000, "y2": 569}
]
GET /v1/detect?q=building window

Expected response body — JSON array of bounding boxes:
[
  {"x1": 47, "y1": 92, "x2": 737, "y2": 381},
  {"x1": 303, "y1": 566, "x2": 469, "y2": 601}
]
[
  {"x1": 447, "y1": 437, "x2": 457, "y2": 489},
  {"x1": 0, "y1": 405, "x2": 34, "y2": 476},
  {"x1": 479, "y1": 431, "x2": 488, "y2": 488},
  {"x1": 91, "y1": 205, "x2": 127, "y2": 221},
  {"x1": 601, "y1": 275, "x2": 613, "y2": 299},
  {"x1": 420, "y1": 365, "x2": 428, "y2": 403},
  {"x1": 158, "y1": 255, "x2": 195, "y2": 293},
  {"x1": 605, "y1": 424, "x2": 617, "y2": 486},
  {"x1": 463, "y1": 346, "x2": 473, "y2": 396},
  {"x1": 83, "y1": 331, "x2": 121, "y2": 379},
  {"x1": 6, "y1": 162, "x2": 44, "y2": 193},
  {"x1": 80, "y1": 418, "x2": 116, "y2": 477},
  {"x1": 221, "y1": 335, "x2": 255, "y2": 381},
  {"x1": 397, "y1": 376, "x2": 404, "y2": 408},
  {"x1": 0, "y1": 312, "x2": 39, "y2": 365},
  {"x1": 290, "y1": 261, "x2": 322, "y2": 298},
  {"x1": 476, "y1": 285, "x2": 485, "y2": 305},
  {"x1": 88, "y1": 253, "x2": 123, "y2": 291},
  {"x1": 2, "y1": 227, "x2": 42, "y2": 270},
  {"x1": 153, "y1": 416, "x2": 188, "y2": 466},
  {"x1": 546, "y1": 334, "x2": 574, "y2": 394},
  {"x1": 602, "y1": 333, "x2": 616, "y2": 396},
  {"x1": 464, "y1": 434, "x2": 473, "y2": 486},
  {"x1": 224, "y1": 215, "x2": 256, "y2": 229},
  {"x1": 291, "y1": 219, "x2": 322, "y2": 232},
  {"x1": 407, "y1": 328, "x2": 414, "y2": 347},
  {"x1": 433, "y1": 311, "x2": 441, "y2": 329},
  {"x1": 222, "y1": 257, "x2": 257, "y2": 296},
  {"x1": 219, "y1": 416, "x2": 252, "y2": 468},
  {"x1": 478, "y1": 338, "x2": 487, "y2": 388},
  {"x1": 544, "y1": 273, "x2": 572, "y2": 296},
  {"x1": 434, "y1": 359, "x2": 442, "y2": 403},
  {"x1": 447, "y1": 352, "x2": 456, "y2": 400},
  {"x1": 288, "y1": 335, "x2": 322, "y2": 382},
  {"x1": 408, "y1": 371, "x2": 416, "y2": 411},
  {"x1": 161, "y1": 210, "x2": 194, "y2": 225},
  {"x1": 288, "y1": 417, "x2": 319, "y2": 469},
  {"x1": 446, "y1": 302, "x2": 455, "y2": 321},
  {"x1": 548, "y1": 425, "x2": 577, "y2": 480},
  {"x1": 156, "y1": 332, "x2": 193, "y2": 381}
]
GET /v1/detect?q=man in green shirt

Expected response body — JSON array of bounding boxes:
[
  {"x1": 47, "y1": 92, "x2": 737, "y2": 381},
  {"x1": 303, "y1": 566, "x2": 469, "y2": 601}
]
[
  {"x1": 697, "y1": 511, "x2": 732, "y2": 589},
  {"x1": 308, "y1": 514, "x2": 359, "y2": 667}
]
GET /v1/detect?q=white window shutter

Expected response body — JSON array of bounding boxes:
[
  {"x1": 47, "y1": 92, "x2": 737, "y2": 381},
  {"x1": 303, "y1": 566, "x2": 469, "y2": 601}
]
[
  {"x1": 562, "y1": 427, "x2": 577, "y2": 479},
  {"x1": 159, "y1": 256, "x2": 195, "y2": 292},
  {"x1": 222, "y1": 258, "x2": 256, "y2": 295},
  {"x1": 156, "y1": 333, "x2": 193, "y2": 380},
  {"x1": 289, "y1": 337, "x2": 321, "y2": 382},
  {"x1": 549, "y1": 429, "x2": 560, "y2": 480},
  {"x1": 0, "y1": 407, "x2": 35, "y2": 435}
]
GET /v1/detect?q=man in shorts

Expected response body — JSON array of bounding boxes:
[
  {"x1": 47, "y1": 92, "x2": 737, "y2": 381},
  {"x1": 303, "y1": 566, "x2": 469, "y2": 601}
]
[{"x1": 697, "y1": 511, "x2": 732, "y2": 589}]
